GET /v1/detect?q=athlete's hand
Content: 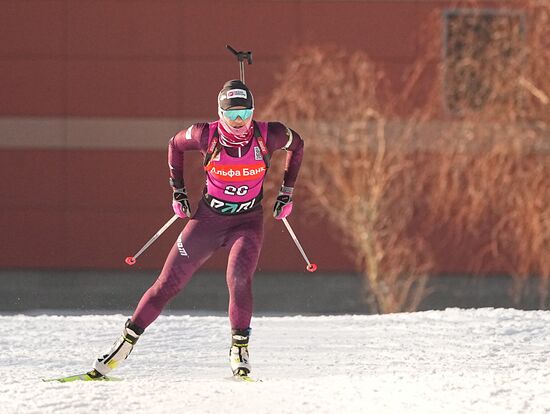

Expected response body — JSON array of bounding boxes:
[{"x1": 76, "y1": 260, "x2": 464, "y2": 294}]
[
  {"x1": 172, "y1": 188, "x2": 191, "y2": 218},
  {"x1": 273, "y1": 186, "x2": 294, "y2": 220}
]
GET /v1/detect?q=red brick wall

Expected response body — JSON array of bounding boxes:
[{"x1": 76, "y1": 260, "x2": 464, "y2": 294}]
[
  {"x1": 0, "y1": 0, "x2": 506, "y2": 271},
  {"x1": 0, "y1": 1, "x2": 453, "y2": 117},
  {"x1": 0, "y1": 147, "x2": 352, "y2": 271}
]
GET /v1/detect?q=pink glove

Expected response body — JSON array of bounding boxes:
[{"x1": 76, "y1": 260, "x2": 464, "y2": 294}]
[
  {"x1": 172, "y1": 188, "x2": 191, "y2": 218},
  {"x1": 273, "y1": 186, "x2": 294, "y2": 220}
]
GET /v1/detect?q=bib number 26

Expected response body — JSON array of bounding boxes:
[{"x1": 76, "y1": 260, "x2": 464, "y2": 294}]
[{"x1": 224, "y1": 185, "x2": 249, "y2": 196}]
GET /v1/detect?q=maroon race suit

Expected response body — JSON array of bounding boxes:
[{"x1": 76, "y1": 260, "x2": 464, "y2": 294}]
[{"x1": 131, "y1": 120, "x2": 304, "y2": 330}]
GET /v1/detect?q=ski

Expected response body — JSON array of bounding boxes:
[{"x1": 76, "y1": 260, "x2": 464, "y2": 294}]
[
  {"x1": 228, "y1": 369, "x2": 261, "y2": 383},
  {"x1": 42, "y1": 370, "x2": 121, "y2": 383},
  {"x1": 44, "y1": 369, "x2": 259, "y2": 383},
  {"x1": 232, "y1": 374, "x2": 259, "y2": 382},
  {"x1": 227, "y1": 374, "x2": 260, "y2": 382}
]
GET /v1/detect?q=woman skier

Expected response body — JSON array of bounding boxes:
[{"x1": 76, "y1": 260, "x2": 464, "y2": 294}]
[{"x1": 88, "y1": 79, "x2": 304, "y2": 380}]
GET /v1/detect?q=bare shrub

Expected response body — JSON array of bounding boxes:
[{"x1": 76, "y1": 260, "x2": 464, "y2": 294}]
[
  {"x1": 261, "y1": 47, "x2": 435, "y2": 313},
  {"x1": 261, "y1": 0, "x2": 550, "y2": 311},
  {"x1": 428, "y1": 0, "x2": 550, "y2": 306}
]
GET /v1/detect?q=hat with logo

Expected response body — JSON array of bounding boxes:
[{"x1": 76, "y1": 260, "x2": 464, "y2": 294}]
[{"x1": 217, "y1": 80, "x2": 254, "y2": 110}]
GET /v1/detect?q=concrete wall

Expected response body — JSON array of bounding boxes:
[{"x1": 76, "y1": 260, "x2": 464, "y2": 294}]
[{"x1": 0, "y1": 270, "x2": 543, "y2": 315}]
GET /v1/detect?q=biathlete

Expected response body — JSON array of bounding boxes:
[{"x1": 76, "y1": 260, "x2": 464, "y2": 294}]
[{"x1": 88, "y1": 79, "x2": 304, "y2": 379}]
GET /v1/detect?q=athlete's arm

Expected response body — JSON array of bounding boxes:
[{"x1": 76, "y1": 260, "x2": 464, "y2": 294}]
[
  {"x1": 267, "y1": 122, "x2": 304, "y2": 219},
  {"x1": 168, "y1": 123, "x2": 209, "y2": 189},
  {"x1": 266, "y1": 122, "x2": 304, "y2": 188},
  {"x1": 168, "y1": 123, "x2": 209, "y2": 217}
]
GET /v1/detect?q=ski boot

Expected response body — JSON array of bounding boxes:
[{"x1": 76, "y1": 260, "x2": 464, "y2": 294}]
[
  {"x1": 92, "y1": 318, "x2": 144, "y2": 378},
  {"x1": 230, "y1": 328, "x2": 251, "y2": 377}
]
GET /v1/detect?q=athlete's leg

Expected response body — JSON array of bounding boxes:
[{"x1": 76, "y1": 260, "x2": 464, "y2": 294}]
[
  {"x1": 225, "y1": 210, "x2": 263, "y2": 375},
  {"x1": 132, "y1": 204, "x2": 226, "y2": 329},
  {"x1": 225, "y1": 211, "x2": 264, "y2": 330},
  {"x1": 93, "y1": 203, "x2": 227, "y2": 376}
]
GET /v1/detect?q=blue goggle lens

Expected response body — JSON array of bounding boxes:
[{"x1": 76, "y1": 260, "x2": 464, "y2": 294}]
[{"x1": 222, "y1": 108, "x2": 253, "y2": 121}]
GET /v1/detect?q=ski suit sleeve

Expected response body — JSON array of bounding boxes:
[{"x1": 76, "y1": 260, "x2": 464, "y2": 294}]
[
  {"x1": 266, "y1": 122, "x2": 304, "y2": 188},
  {"x1": 168, "y1": 123, "x2": 209, "y2": 188}
]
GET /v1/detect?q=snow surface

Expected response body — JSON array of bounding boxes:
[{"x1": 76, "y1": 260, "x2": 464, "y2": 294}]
[{"x1": 1, "y1": 308, "x2": 549, "y2": 414}]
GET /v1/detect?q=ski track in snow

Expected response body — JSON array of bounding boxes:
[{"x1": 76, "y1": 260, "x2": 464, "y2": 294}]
[{"x1": 1, "y1": 308, "x2": 549, "y2": 414}]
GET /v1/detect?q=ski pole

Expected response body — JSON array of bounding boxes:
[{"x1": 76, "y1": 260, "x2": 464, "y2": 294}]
[
  {"x1": 125, "y1": 214, "x2": 180, "y2": 266},
  {"x1": 226, "y1": 44, "x2": 252, "y2": 84},
  {"x1": 282, "y1": 217, "x2": 317, "y2": 272}
]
